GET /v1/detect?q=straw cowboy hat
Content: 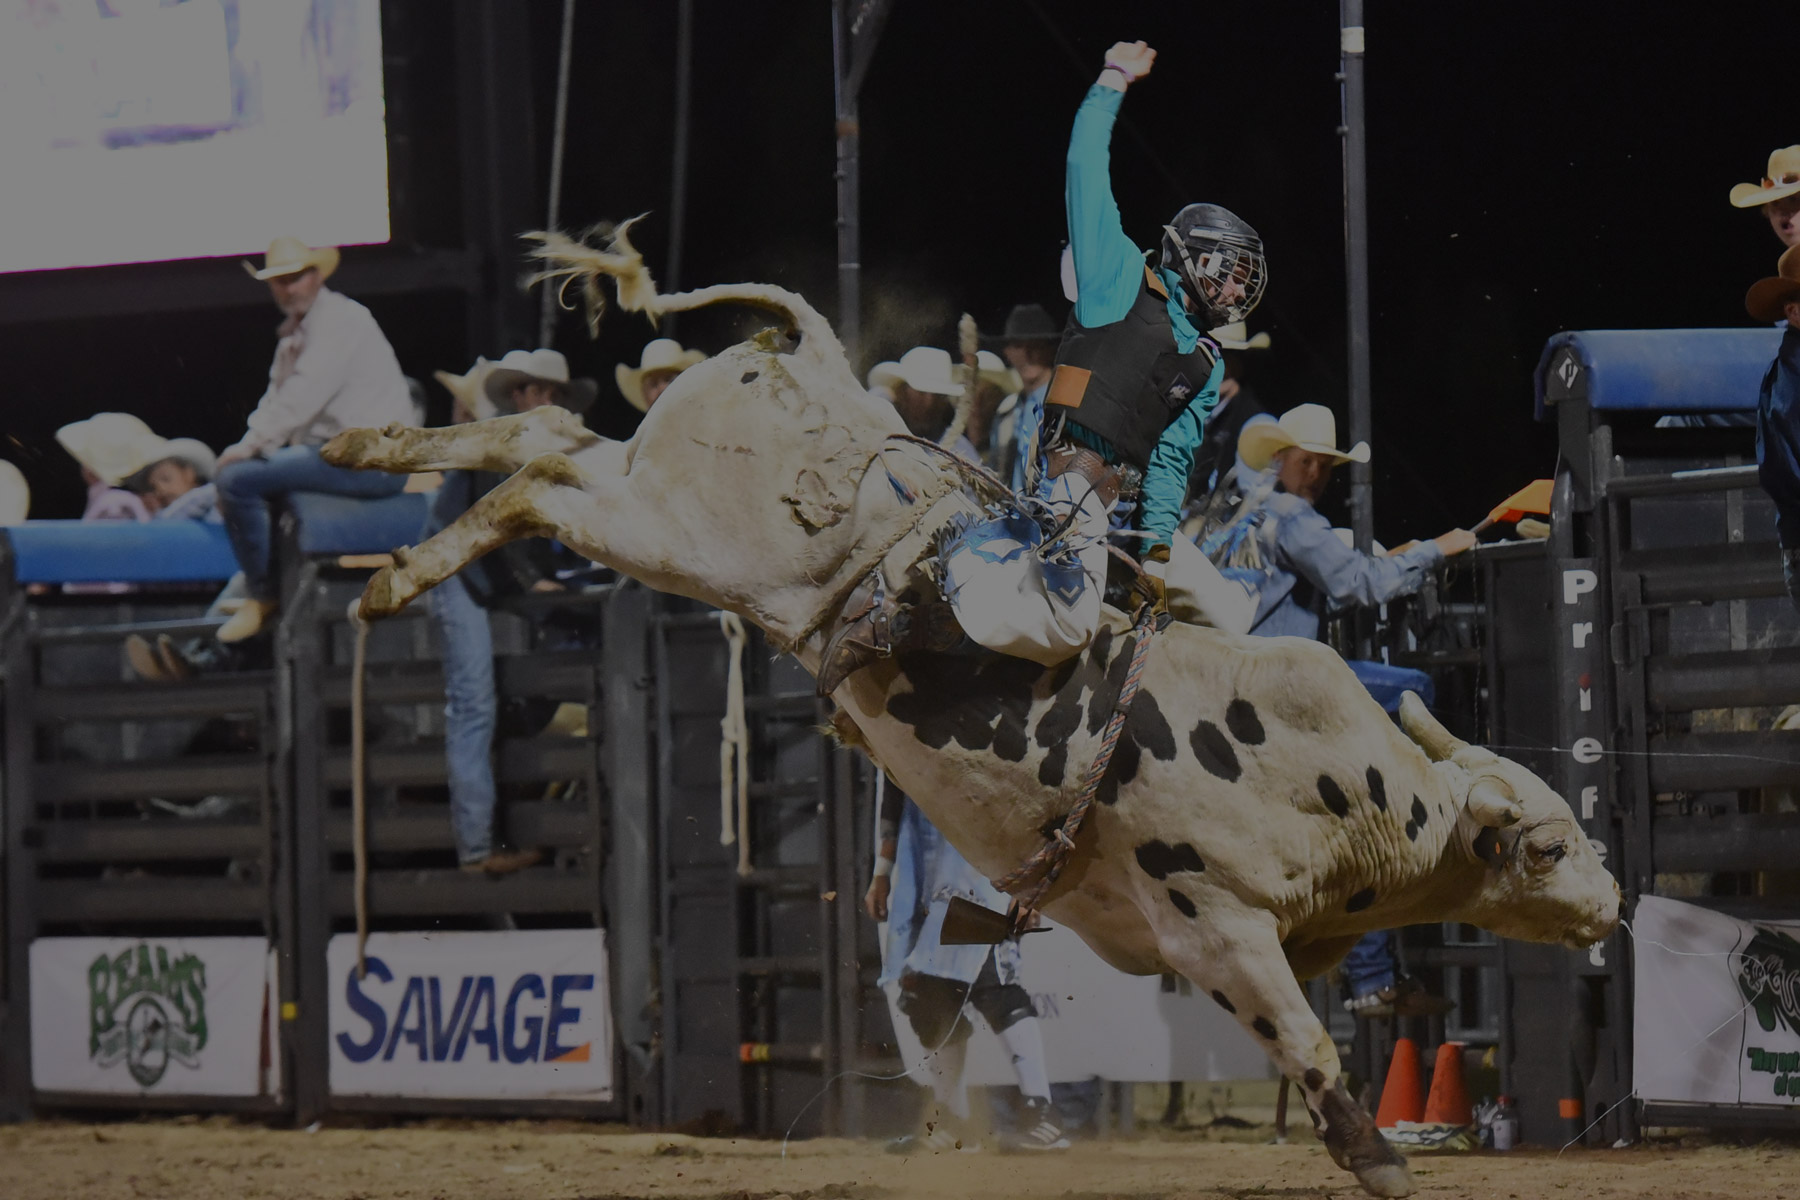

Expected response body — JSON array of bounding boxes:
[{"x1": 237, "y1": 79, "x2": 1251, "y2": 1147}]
[
  {"x1": 55, "y1": 412, "x2": 163, "y2": 485},
  {"x1": 616, "y1": 338, "x2": 704, "y2": 412},
  {"x1": 867, "y1": 346, "x2": 965, "y2": 397},
  {"x1": 0, "y1": 459, "x2": 29, "y2": 525},
  {"x1": 1238, "y1": 403, "x2": 1371, "y2": 472},
  {"x1": 242, "y1": 236, "x2": 340, "y2": 281},
  {"x1": 952, "y1": 349, "x2": 1023, "y2": 396},
  {"x1": 1747, "y1": 243, "x2": 1800, "y2": 323},
  {"x1": 434, "y1": 357, "x2": 497, "y2": 421},
  {"x1": 1210, "y1": 321, "x2": 1272, "y2": 351},
  {"x1": 150, "y1": 438, "x2": 218, "y2": 481},
  {"x1": 485, "y1": 348, "x2": 598, "y2": 414},
  {"x1": 1731, "y1": 146, "x2": 1800, "y2": 209}
]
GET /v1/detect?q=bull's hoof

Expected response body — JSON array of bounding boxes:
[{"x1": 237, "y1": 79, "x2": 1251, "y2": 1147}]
[
  {"x1": 321, "y1": 427, "x2": 387, "y2": 469},
  {"x1": 360, "y1": 564, "x2": 415, "y2": 621},
  {"x1": 1354, "y1": 1163, "x2": 1416, "y2": 1198}
]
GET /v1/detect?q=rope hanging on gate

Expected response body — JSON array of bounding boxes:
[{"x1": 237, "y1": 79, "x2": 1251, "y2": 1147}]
[
  {"x1": 350, "y1": 614, "x2": 372, "y2": 979},
  {"x1": 992, "y1": 605, "x2": 1160, "y2": 934},
  {"x1": 718, "y1": 611, "x2": 752, "y2": 876}
]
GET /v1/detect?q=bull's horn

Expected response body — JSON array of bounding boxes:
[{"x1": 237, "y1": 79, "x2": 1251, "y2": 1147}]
[
  {"x1": 1398, "y1": 691, "x2": 1467, "y2": 762},
  {"x1": 1467, "y1": 778, "x2": 1523, "y2": 829}
]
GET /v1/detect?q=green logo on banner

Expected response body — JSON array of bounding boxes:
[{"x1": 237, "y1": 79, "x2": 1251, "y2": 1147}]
[
  {"x1": 87, "y1": 945, "x2": 209, "y2": 1087},
  {"x1": 1736, "y1": 926, "x2": 1800, "y2": 1036}
]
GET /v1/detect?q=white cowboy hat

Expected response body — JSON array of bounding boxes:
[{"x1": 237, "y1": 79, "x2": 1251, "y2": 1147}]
[
  {"x1": 486, "y1": 348, "x2": 599, "y2": 414},
  {"x1": 242, "y1": 236, "x2": 340, "y2": 281},
  {"x1": 1210, "y1": 322, "x2": 1272, "y2": 351},
  {"x1": 866, "y1": 361, "x2": 902, "y2": 394},
  {"x1": 434, "y1": 357, "x2": 497, "y2": 421},
  {"x1": 55, "y1": 412, "x2": 162, "y2": 485},
  {"x1": 1238, "y1": 403, "x2": 1371, "y2": 472},
  {"x1": 155, "y1": 438, "x2": 218, "y2": 481},
  {"x1": 1731, "y1": 146, "x2": 1800, "y2": 209},
  {"x1": 0, "y1": 459, "x2": 29, "y2": 525},
  {"x1": 948, "y1": 349, "x2": 1023, "y2": 396},
  {"x1": 615, "y1": 338, "x2": 705, "y2": 412},
  {"x1": 874, "y1": 346, "x2": 964, "y2": 397}
]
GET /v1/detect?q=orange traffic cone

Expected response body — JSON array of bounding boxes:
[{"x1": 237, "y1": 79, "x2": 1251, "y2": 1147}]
[
  {"x1": 1422, "y1": 1040, "x2": 1473, "y2": 1126},
  {"x1": 1374, "y1": 1036, "x2": 1425, "y2": 1128}
]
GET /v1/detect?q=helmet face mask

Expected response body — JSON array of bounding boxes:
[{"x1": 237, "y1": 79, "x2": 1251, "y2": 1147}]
[{"x1": 1160, "y1": 204, "x2": 1267, "y2": 328}]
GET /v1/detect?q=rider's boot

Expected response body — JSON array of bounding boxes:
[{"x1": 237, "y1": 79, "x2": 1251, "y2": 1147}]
[{"x1": 817, "y1": 580, "x2": 965, "y2": 696}]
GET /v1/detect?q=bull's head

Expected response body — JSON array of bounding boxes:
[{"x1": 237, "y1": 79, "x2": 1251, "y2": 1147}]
[{"x1": 1398, "y1": 692, "x2": 1620, "y2": 949}]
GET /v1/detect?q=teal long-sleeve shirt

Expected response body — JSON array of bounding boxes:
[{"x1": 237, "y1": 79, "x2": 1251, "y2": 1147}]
[{"x1": 1064, "y1": 82, "x2": 1220, "y2": 549}]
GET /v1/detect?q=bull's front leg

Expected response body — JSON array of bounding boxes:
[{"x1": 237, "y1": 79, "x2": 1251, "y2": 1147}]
[
  {"x1": 321, "y1": 406, "x2": 601, "y2": 475},
  {"x1": 1157, "y1": 911, "x2": 1413, "y2": 1199}
]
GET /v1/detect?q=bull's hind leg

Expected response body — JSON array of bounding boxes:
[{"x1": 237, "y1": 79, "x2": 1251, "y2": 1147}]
[
  {"x1": 1157, "y1": 912, "x2": 1414, "y2": 1199},
  {"x1": 322, "y1": 406, "x2": 600, "y2": 476},
  {"x1": 358, "y1": 450, "x2": 640, "y2": 620}
]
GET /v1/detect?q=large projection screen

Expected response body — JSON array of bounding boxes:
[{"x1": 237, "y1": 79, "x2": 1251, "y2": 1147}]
[{"x1": 0, "y1": 0, "x2": 390, "y2": 275}]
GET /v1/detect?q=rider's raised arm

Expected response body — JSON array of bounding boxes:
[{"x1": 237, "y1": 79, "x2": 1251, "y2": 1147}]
[{"x1": 1066, "y1": 42, "x2": 1156, "y2": 330}]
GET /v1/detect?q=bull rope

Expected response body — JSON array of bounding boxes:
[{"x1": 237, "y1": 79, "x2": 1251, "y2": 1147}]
[{"x1": 993, "y1": 603, "x2": 1160, "y2": 934}]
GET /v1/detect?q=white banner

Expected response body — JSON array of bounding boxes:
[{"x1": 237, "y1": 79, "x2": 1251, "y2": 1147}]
[
  {"x1": 328, "y1": 930, "x2": 611, "y2": 1101},
  {"x1": 30, "y1": 937, "x2": 273, "y2": 1096},
  {"x1": 889, "y1": 923, "x2": 1271, "y2": 1086},
  {"x1": 1634, "y1": 894, "x2": 1800, "y2": 1107}
]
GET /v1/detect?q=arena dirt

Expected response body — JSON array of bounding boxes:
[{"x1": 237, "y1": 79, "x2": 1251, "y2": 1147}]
[{"x1": 5, "y1": 1116, "x2": 1797, "y2": 1200}]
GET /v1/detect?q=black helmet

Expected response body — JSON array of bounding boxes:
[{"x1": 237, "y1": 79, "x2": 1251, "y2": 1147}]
[{"x1": 1159, "y1": 203, "x2": 1267, "y2": 328}]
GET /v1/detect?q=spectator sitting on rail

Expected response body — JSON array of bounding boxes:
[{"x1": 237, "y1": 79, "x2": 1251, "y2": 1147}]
[
  {"x1": 616, "y1": 337, "x2": 703, "y2": 414},
  {"x1": 986, "y1": 303, "x2": 1060, "y2": 492},
  {"x1": 54, "y1": 413, "x2": 155, "y2": 522},
  {"x1": 427, "y1": 348, "x2": 600, "y2": 876},
  {"x1": 865, "y1": 782, "x2": 1070, "y2": 1153},
  {"x1": 212, "y1": 238, "x2": 415, "y2": 644},
  {"x1": 1746, "y1": 244, "x2": 1800, "y2": 611},
  {"x1": 1732, "y1": 145, "x2": 1800, "y2": 249}
]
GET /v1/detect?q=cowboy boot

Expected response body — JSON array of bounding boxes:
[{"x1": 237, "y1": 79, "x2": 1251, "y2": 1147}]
[{"x1": 817, "y1": 588, "x2": 968, "y2": 696}]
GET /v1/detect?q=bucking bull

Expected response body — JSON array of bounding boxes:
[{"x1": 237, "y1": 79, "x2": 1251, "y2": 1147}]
[{"x1": 323, "y1": 222, "x2": 1618, "y2": 1198}]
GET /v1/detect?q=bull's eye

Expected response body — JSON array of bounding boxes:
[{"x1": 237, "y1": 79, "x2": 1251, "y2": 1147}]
[{"x1": 1538, "y1": 842, "x2": 1566, "y2": 863}]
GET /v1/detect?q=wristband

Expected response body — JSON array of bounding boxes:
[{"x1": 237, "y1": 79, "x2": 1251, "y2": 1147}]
[
  {"x1": 1103, "y1": 62, "x2": 1137, "y2": 83},
  {"x1": 873, "y1": 857, "x2": 894, "y2": 878}
]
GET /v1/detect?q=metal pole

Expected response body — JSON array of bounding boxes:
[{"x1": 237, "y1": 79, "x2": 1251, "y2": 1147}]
[
  {"x1": 1339, "y1": 1, "x2": 1372, "y2": 554},
  {"x1": 663, "y1": 0, "x2": 695, "y2": 337},
  {"x1": 536, "y1": 0, "x2": 578, "y2": 348},
  {"x1": 831, "y1": 2, "x2": 861, "y2": 368}
]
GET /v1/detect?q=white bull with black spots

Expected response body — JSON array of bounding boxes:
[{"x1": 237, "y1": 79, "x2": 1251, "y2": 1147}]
[{"x1": 322, "y1": 224, "x2": 1619, "y2": 1198}]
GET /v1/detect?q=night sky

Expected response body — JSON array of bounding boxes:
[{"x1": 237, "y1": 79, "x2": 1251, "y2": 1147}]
[{"x1": 1, "y1": 0, "x2": 1792, "y2": 546}]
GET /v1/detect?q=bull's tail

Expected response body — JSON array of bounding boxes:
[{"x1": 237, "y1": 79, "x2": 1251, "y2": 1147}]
[{"x1": 525, "y1": 217, "x2": 843, "y2": 358}]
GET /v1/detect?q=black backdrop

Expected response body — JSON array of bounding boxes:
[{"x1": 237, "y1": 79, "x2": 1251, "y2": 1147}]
[{"x1": 1, "y1": 0, "x2": 1791, "y2": 544}]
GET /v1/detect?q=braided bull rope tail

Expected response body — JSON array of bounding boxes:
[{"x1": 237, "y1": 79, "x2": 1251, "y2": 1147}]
[{"x1": 994, "y1": 606, "x2": 1159, "y2": 934}]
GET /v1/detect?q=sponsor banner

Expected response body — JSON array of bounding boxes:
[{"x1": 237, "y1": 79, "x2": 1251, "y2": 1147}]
[
  {"x1": 1634, "y1": 895, "x2": 1800, "y2": 1106},
  {"x1": 30, "y1": 936, "x2": 272, "y2": 1096},
  {"x1": 889, "y1": 922, "x2": 1271, "y2": 1086},
  {"x1": 328, "y1": 930, "x2": 611, "y2": 1101}
]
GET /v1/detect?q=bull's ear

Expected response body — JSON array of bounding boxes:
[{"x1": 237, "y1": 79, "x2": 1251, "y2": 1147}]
[
  {"x1": 1398, "y1": 691, "x2": 1466, "y2": 762},
  {"x1": 1467, "y1": 778, "x2": 1523, "y2": 829}
]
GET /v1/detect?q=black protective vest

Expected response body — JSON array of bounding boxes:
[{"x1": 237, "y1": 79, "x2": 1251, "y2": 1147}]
[{"x1": 1043, "y1": 268, "x2": 1219, "y2": 470}]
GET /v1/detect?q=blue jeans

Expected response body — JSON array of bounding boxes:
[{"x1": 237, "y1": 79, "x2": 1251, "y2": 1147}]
[
  {"x1": 429, "y1": 570, "x2": 497, "y2": 863},
  {"x1": 216, "y1": 446, "x2": 406, "y2": 601},
  {"x1": 1343, "y1": 930, "x2": 1396, "y2": 1000}
]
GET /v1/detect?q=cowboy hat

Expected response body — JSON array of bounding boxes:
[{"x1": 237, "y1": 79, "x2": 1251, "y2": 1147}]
[
  {"x1": 434, "y1": 357, "x2": 497, "y2": 421},
  {"x1": 55, "y1": 412, "x2": 164, "y2": 485},
  {"x1": 615, "y1": 338, "x2": 704, "y2": 412},
  {"x1": 870, "y1": 346, "x2": 964, "y2": 397},
  {"x1": 0, "y1": 459, "x2": 28, "y2": 525},
  {"x1": 486, "y1": 348, "x2": 599, "y2": 414},
  {"x1": 1731, "y1": 146, "x2": 1800, "y2": 209},
  {"x1": 951, "y1": 349, "x2": 1023, "y2": 396},
  {"x1": 242, "y1": 236, "x2": 340, "y2": 282},
  {"x1": 1210, "y1": 321, "x2": 1272, "y2": 351},
  {"x1": 982, "y1": 302, "x2": 1061, "y2": 348},
  {"x1": 1238, "y1": 403, "x2": 1371, "y2": 472},
  {"x1": 156, "y1": 438, "x2": 218, "y2": 481},
  {"x1": 1747, "y1": 243, "x2": 1800, "y2": 323}
]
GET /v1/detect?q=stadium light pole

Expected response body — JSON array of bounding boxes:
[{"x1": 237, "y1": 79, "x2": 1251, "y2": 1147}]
[
  {"x1": 832, "y1": 0, "x2": 893, "y2": 372},
  {"x1": 1339, "y1": 1, "x2": 1373, "y2": 556}
]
